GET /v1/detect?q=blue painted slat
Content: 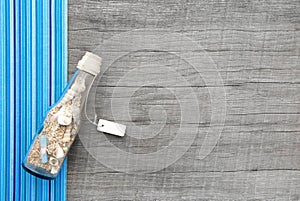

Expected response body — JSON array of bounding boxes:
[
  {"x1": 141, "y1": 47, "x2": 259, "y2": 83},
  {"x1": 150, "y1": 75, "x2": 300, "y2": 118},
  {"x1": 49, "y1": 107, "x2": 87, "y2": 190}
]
[
  {"x1": 14, "y1": 0, "x2": 21, "y2": 200},
  {"x1": 41, "y1": 0, "x2": 50, "y2": 199},
  {"x1": 24, "y1": 0, "x2": 31, "y2": 197},
  {"x1": 30, "y1": 0, "x2": 37, "y2": 199},
  {"x1": 49, "y1": 0, "x2": 57, "y2": 200},
  {"x1": 0, "y1": 1, "x2": 7, "y2": 200},
  {"x1": 8, "y1": 0, "x2": 15, "y2": 200},
  {"x1": 23, "y1": 1, "x2": 33, "y2": 201},
  {"x1": 35, "y1": 1, "x2": 44, "y2": 200},
  {"x1": 20, "y1": 0, "x2": 27, "y2": 200}
]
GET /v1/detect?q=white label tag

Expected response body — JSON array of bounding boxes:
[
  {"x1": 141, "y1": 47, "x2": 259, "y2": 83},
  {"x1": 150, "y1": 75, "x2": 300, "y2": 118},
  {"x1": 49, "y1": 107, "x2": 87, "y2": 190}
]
[{"x1": 97, "y1": 119, "x2": 126, "y2": 137}]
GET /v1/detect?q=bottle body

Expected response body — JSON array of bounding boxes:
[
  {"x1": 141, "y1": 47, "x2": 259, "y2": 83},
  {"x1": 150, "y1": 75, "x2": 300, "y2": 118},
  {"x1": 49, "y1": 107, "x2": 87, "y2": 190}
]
[{"x1": 23, "y1": 70, "x2": 95, "y2": 179}]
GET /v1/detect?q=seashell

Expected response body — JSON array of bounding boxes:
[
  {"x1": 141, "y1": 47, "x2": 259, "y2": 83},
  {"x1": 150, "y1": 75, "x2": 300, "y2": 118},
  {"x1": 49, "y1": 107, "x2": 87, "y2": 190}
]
[
  {"x1": 59, "y1": 104, "x2": 72, "y2": 115},
  {"x1": 56, "y1": 144, "x2": 64, "y2": 159},
  {"x1": 49, "y1": 157, "x2": 59, "y2": 166},
  {"x1": 50, "y1": 167, "x2": 58, "y2": 174},
  {"x1": 57, "y1": 115, "x2": 72, "y2": 126}
]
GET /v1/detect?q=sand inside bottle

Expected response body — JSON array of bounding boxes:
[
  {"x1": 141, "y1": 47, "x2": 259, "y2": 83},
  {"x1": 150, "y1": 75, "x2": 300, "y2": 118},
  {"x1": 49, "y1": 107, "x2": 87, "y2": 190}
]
[{"x1": 26, "y1": 73, "x2": 85, "y2": 175}]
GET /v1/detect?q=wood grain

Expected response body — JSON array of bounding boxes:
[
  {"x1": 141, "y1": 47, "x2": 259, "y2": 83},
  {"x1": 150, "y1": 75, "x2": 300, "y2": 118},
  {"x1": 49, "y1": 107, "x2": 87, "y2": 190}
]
[{"x1": 67, "y1": 0, "x2": 300, "y2": 200}]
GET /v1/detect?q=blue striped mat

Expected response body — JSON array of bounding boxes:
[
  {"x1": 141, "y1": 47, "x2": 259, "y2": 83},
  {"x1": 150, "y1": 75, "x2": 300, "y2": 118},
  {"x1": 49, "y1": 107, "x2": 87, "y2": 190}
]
[{"x1": 0, "y1": 0, "x2": 68, "y2": 200}]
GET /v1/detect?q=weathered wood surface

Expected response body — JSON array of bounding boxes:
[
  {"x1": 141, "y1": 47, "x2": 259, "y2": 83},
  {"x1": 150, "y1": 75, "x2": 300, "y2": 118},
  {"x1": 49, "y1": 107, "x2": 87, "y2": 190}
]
[{"x1": 67, "y1": 0, "x2": 300, "y2": 200}]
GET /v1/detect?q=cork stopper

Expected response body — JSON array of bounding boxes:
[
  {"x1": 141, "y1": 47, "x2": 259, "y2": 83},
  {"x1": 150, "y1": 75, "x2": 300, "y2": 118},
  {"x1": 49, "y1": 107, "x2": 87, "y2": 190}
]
[{"x1": 77, "y1": 52, "x2": 102, "y2": 76}]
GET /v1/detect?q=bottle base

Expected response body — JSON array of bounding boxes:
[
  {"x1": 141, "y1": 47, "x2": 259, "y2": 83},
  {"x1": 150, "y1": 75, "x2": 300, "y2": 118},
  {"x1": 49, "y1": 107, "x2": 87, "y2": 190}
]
[{"x1": 22, "y1": 162, "x2": 57, "y2": 180}]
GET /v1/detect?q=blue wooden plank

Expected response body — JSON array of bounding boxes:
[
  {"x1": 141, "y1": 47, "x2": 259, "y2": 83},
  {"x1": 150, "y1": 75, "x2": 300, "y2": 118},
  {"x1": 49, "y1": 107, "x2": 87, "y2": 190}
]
[
  {"x1": 50, "y1": 1, "x2": 56, "y2": 200},
  {"x1": 14, "y1": 0, "x2": 21, "y2": 200},
  {"x1": 24, "y1": 1, "x2": 33, "y2": 200},
  {"x1": 30, "y1": 0, "x2": 37, "y2": 200},
  {"x1": 41, "y1": 0, "x2": 50, "y2": 199},
  {"x1": 20, "y1": 0, "x2": 25, "y2": 198},
  {"x1": 35, "y1": 0, "x2": 43, "y2": 200},
  {"x1": 8, "y1": 0, "x2": 15, "y2": 200},
  {"x1": 0, "y1": 1, "x2": 7, "y2": 200}
]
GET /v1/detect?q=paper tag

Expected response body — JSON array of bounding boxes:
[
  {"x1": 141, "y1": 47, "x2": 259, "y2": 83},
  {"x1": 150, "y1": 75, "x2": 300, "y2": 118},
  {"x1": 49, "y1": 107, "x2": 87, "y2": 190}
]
[{"x1": 97, "y1": 119, "x2": 126, "y2": 137}]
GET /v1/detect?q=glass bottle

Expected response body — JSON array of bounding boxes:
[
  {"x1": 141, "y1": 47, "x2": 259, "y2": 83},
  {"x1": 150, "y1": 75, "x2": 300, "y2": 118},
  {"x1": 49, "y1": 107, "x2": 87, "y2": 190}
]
[{"x1": 22, "y1": 52, "x2": 101, "y2": 179}]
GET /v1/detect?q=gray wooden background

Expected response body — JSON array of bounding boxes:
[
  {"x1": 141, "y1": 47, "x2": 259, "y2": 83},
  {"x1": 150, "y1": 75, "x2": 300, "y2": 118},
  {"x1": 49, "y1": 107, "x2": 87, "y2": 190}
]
[{"x1": 67, "y1": 0, "x2": 300, "y2": 200}]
